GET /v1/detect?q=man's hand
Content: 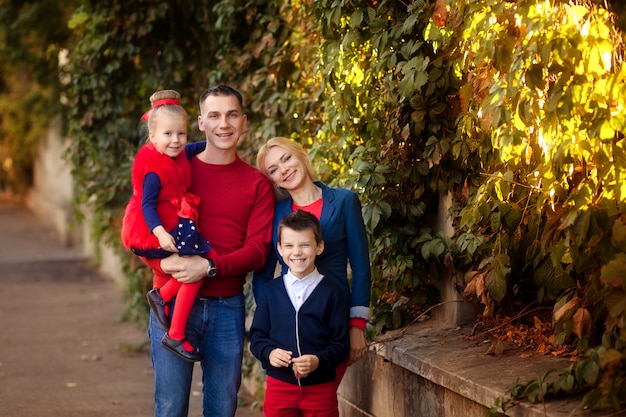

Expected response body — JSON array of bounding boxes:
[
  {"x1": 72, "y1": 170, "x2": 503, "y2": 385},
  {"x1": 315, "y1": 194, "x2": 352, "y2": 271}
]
[
  {"x1": 269, "y1": 348, "x2": 293, "y2": 368},
  {"x1": 160, "y1": 254, "x2": 208, "y2": 283},
  {"x1": 291, "y1": 354, "x2": 319, "y2": 378}
]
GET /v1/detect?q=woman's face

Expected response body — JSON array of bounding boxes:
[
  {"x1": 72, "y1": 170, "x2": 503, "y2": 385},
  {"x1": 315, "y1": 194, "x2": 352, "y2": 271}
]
[{"x1": 263, "y1": 146, "x2": 309, "y2": 191}]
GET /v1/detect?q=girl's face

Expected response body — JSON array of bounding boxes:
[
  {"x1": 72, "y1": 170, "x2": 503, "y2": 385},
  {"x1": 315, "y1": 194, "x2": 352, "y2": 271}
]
[
  {"x1": 149, "y1": 113, "x2": 188, "y2": 157},
  {"x1": 263, "y1": 146, "x2": 310, "y2": 191}
]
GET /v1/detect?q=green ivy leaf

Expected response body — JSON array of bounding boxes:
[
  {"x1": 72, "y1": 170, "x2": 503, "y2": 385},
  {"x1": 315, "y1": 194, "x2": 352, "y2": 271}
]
[{"x1": 600, "y1": 253, "x2": 626, "y2": 289}]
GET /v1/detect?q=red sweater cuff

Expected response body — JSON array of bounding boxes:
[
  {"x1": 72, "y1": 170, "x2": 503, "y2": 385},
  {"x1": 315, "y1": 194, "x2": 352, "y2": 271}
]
[{"x1": 349, "y1": 317, "x2": 367, "y2": 331}]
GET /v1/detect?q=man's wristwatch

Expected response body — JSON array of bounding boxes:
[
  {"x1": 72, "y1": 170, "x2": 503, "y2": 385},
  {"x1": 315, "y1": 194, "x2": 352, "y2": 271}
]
[{"x1": 206, "y1": 258, "x2": 217, "y2": 278}]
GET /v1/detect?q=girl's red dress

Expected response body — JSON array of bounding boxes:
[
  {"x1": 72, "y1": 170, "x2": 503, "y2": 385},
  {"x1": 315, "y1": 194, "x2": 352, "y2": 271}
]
[{"x1": 121, "y1": 142, "x2": 191, "y2": 253}]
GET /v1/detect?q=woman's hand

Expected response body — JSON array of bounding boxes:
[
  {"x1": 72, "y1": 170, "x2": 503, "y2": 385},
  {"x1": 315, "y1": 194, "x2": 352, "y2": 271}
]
[{"x1": 348, "y1": 326, "x2": 367, "y2": 365}]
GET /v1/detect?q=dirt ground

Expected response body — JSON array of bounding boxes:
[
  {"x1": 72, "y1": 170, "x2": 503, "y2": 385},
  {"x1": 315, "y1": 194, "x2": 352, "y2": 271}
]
[{"x1": 0, "y1": 196, "x2": 262, "y2": 417}]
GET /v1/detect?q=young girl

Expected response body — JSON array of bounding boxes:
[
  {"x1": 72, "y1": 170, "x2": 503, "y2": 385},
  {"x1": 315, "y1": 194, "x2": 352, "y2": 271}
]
[{"x1": 121, "y1": 89, "x2": 212, "y2": 362}]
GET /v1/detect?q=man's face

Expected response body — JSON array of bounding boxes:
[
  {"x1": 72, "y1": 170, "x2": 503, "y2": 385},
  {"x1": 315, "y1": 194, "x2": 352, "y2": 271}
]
[{"x1": 197, "y1": 94, "x2": 247, "y2": 152}]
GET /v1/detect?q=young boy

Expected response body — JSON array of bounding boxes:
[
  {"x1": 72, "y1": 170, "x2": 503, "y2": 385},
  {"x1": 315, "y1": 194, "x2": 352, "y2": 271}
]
[{"x1": 250, "y1": 210, "x2": 350, "y2": 417}]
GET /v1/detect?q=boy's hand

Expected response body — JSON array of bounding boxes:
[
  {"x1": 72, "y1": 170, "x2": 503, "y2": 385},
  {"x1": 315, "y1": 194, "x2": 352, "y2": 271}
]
[
  {"x1": 153, "y1": 226, "x2": 178, "y2": 253},
  {"x1": 291, "y1": 354, "x2": 319, "y2": 379},
  {"x1": 269, "y1": 348, "x2": 293, "y2": 368}
]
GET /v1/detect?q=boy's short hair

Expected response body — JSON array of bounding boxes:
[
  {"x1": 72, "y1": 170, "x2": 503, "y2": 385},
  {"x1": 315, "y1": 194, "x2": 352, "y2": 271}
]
[{"x1": 278, "y1": 210, "x2": 323, "y2": 244}]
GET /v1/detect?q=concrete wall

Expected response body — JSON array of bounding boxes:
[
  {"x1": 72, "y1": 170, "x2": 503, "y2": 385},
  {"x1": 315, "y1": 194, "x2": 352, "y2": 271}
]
[
  {"x1": 338, "y1": 321, "x2": 598, "y2": 417},
  {"x1": 27, "y1": 117, "x2": 81, "y2": 248},
  {"x1": 339, "y1": 354, "x2": 486, "y2": 417},
  {"x1": 26, "y1": 118, "x2": 125, "y2": 284}
]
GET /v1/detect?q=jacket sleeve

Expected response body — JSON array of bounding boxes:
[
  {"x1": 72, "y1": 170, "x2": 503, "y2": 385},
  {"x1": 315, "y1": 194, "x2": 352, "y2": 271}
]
[
  {"x1": 313, "y1": 286, "x2": 350, "y2": 372},
  {"x1": 344, "y1": 192, "x2": 372, "y2": 320},
  {"x1": 185, "y1": 141, "x2": 206, "y2": 158},
  {"x1": 249, "y1": 291, "x2": 276, "y2": 370},
  {"x1": 141, "y1": 172, "x2": 162, "y2": 231}
]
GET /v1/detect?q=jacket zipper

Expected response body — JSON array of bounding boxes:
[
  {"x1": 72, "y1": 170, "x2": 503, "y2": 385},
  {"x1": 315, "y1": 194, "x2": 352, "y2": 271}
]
[{"x1": 294, "y1": 309, "x2": 302, "y2": 387}]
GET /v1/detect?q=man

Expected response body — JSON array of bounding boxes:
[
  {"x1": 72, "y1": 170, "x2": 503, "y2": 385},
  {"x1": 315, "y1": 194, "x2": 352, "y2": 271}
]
[{"x1": 144, "y1": 85, "x2": 275, "y2": 417}]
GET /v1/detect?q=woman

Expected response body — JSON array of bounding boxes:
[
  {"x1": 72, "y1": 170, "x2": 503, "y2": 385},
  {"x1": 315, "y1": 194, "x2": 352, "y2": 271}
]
[{"x1": 253, "y1": 136, "x2": 371, "y2": 371}]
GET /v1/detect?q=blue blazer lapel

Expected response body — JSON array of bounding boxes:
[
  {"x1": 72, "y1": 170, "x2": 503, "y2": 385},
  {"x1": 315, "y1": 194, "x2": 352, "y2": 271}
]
[{"x1": 318, "y1": 182, "x2": 337, "y2": 235}]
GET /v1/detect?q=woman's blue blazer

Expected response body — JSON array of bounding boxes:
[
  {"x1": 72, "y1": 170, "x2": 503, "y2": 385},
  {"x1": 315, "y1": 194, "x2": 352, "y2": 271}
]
[{"x1": 253, "y1": 182, "x2": 371, "y2": 320}]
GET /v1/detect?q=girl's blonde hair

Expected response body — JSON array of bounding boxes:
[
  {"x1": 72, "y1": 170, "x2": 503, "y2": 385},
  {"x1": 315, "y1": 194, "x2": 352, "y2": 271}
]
[
  {"x1": 256, "y1": 137, "x2": 319, "y2": 184},
  {"x1": 147, "y1": 90, "x2": 187, "y2": 132}
]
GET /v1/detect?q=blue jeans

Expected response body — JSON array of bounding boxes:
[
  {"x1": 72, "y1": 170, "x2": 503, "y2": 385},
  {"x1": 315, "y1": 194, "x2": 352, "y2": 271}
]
[{"x1": 149, "y1": 295, "x2": 245, "y2": 417}]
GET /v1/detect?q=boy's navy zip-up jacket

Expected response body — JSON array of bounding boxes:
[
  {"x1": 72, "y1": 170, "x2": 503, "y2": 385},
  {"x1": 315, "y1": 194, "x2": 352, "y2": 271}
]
[{"x1": 250, "y1": 275, "x2": 350, "y2": 386}]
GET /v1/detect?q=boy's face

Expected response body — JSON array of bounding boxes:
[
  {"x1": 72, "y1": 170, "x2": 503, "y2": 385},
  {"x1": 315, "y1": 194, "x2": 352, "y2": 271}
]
[{"x1": 277, "y1": 227, "x2": 324, "y2": 279}]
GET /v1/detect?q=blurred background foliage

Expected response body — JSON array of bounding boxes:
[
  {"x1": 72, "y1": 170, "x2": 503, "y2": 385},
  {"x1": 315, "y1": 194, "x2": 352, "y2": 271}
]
[{"x1": 2, "y1": 0, "x2": 626, "y2": 410}]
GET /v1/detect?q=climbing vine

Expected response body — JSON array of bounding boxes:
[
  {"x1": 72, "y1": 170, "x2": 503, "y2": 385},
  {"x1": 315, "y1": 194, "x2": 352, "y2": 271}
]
[{"x1": 438, "y1": 0, "x2": 626, "y2": 410}]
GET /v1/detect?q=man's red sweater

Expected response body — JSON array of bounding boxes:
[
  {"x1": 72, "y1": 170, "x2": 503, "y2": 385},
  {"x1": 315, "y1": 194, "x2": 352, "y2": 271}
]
[{"x1": 145, "y1": 154, "x2": 275, "y2": 298}]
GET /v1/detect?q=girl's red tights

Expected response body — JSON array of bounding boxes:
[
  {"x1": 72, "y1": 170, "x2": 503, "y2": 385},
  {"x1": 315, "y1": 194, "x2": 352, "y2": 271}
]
[{"x1": 159, "y1": 278, "x2": 202, "y2": 353}]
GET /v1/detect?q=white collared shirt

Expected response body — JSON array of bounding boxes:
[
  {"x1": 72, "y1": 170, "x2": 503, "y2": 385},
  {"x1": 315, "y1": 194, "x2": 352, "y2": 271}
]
[{"x1": 283, "y1": 268, "x2": 324, "y2": 311}]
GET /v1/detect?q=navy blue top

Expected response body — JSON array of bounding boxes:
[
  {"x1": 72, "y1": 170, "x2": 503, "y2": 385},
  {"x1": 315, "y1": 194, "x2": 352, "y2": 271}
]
[
  {"x1": 141, "y1": 147, "x2": 200, "y2": 231},
  {"x1": 141, "y1": 172, "x2": 161, "y2": 231},
  {"x1": 249, "y1": 275, "x2": 350, "y2": 386},
  {"x1": 253, "y1": 182, "x2": 372, "y2": 321}
]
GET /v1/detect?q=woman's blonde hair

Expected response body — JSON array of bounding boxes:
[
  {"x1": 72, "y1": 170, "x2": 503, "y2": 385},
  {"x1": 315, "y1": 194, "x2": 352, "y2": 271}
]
[
  {"x1": 147, "y1": 89, "x2": 187, "y2": 132},
  {"x1": 256, "y1": 137, "x2": 319, "y2": 184}
]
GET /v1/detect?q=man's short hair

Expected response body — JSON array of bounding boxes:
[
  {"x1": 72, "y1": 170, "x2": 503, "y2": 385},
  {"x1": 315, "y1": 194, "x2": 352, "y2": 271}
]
[{"x1": 199, "y1": 85, "x2": 243, "y2": 110}]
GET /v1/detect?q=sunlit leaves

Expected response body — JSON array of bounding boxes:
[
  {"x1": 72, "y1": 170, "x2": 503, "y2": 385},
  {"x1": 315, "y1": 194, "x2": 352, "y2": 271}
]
[
  {"x1": 447, "y1": 0, "x2": 626, "y2": 409},
  {"x1": 307, "y1": 0, "x2": 456, "y2": 332}
]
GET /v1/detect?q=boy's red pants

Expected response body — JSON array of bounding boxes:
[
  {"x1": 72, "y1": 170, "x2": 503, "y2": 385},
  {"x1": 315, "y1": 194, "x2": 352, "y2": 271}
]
[{"x1": 263, "y1": 376, "x2": 339, "y2": 417}]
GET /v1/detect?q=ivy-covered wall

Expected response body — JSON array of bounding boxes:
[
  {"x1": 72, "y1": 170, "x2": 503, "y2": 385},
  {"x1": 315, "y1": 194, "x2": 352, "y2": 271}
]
[{"x1": 2, "y1": 0, "x2": 626, "y2": 411}]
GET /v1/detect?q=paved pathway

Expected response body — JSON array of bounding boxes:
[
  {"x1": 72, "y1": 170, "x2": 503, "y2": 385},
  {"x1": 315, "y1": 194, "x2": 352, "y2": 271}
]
[{"x1": 0, "y1": 196, "x2": 261, "y2": 417}]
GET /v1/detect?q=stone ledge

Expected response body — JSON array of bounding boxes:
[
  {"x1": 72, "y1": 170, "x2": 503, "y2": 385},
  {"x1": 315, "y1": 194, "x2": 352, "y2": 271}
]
[{"x1": 339, "y1": 321, "x2": 612, "y2": 417}]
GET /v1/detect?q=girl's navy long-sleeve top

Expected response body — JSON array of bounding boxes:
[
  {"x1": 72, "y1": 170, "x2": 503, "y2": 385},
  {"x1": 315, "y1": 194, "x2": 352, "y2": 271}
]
[{"x1": 250, "y1": 275, "x2": 350, "y2": 386}]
